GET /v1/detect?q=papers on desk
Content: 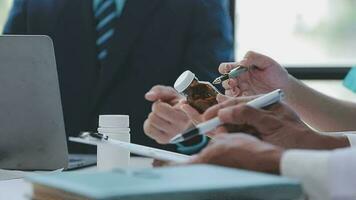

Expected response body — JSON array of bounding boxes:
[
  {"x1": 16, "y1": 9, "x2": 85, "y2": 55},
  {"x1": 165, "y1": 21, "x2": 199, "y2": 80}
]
[
  {"x1": 69, "y1": 137, "x2": 191, "y2": 163},
  {"x1": 0, "y1": 169, "x2": 34, "y2": 181},
  {"x1": 0, "y1": 168, "x2": 63, "y2": 181}
]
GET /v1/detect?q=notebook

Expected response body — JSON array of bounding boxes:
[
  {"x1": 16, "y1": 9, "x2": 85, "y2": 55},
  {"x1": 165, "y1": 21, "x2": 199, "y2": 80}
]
[{"x1": 27, "y1": 164, "x2": 302, "y2": 200}]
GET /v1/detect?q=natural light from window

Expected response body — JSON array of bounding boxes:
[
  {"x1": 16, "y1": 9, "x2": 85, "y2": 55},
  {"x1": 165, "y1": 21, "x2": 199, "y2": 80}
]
[
  {"x1": 235, "y1": 0, "x2": 356, "y2": 66},
  {"x1": 1, "y1": 0, "x2": 356, "y2": 67},
  {"x1": 0, "y1": 0, "x2": 12, "y2": 34}
]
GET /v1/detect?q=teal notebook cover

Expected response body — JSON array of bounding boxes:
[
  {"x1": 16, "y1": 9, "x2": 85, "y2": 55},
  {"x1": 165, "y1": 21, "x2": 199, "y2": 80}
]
[
  {"x1": 343, "y1": 67, "x2": 356, "y2": 93},
  {"x1": 27, "y1": 165, "x2": 302, "y2": 200}
]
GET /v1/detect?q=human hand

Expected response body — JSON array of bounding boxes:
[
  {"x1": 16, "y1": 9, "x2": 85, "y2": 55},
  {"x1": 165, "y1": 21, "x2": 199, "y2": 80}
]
[
  {"x1": 201, "y1": 94, "x2": 258, "y2": 137},
  {"x1": 216, "y1": 102, "x2": 350, "y2": 149},
  {"x1": 179, "y1": 93, "x2": 241, "y2": 127},
  {"x1": 220, "y1": 51, "x2": 290, "y2": 97},
  {"x1": 144, "y1": 85, "x2": 192, "y2": 144},
  {"x1": 189, "y1": 134, "x2": 284, "y2": 174}
]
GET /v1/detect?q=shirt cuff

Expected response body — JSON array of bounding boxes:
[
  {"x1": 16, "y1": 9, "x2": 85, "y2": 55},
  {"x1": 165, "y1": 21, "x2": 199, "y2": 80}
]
[
  {"x1": 345, "y1": 134, "x2": 356, "y2": 147},
  {"x1": 281, "y1": 149, "x2": 331, "y2": 200}
]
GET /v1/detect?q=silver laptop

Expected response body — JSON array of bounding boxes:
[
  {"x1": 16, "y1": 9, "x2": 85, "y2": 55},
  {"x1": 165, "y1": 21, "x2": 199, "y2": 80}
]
[{"x1": 0, "y1": 35, "x2": 96, "y2": 170}]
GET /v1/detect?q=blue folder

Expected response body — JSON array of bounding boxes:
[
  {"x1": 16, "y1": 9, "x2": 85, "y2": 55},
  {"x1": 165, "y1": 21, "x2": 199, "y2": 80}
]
[
  {"x1": 27, "y1": 165, "x2": 302, "y2": 200},
  {"x1": 343, "y1": 67, "x2": 356, "y2": 93}
]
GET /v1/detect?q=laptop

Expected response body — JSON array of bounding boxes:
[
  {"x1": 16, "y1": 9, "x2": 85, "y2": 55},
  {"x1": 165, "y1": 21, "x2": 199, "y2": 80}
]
[{"x1": 0, "y1": 35, "x2": 96, "y2": 170}]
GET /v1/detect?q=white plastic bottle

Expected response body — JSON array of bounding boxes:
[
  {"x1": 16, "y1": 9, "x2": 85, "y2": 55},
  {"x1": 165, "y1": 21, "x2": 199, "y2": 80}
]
[{"x1": 97, "y1": 115, "x2": 130, "y2": 170}]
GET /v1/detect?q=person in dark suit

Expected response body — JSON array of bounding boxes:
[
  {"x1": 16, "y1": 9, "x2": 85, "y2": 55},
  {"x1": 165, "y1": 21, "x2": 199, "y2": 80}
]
[{"x1": 3, "y1": 0, "x2": 234, "y2": 153}]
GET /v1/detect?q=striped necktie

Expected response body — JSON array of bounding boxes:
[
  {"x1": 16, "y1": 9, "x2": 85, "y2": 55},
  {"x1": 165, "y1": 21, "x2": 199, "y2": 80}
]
[{"x1": 95, "y1": 0, "x2": 117, "y2": 63}]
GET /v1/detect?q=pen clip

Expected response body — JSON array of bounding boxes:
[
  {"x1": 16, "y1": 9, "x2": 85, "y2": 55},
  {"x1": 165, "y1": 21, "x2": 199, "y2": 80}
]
[{"x1": 78, "y1": 131, "x2": 109, "y2": 140}]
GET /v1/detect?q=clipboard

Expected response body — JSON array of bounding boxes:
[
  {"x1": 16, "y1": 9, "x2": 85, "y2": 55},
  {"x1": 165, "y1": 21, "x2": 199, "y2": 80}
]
[{"x1": 69, "y1": 133, "x2": 190, "y2": 163}]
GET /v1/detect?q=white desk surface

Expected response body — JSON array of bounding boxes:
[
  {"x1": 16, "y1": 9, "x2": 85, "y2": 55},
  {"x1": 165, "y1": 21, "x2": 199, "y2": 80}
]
[{"x1": 0, "y1": 157, "x2": 153, "y2": 200}]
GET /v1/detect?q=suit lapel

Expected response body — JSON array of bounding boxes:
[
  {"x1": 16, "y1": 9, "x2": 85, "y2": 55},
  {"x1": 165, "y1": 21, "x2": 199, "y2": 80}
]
[{"x1": 90, "y1": 0, "x2": 160, "y2": 110}]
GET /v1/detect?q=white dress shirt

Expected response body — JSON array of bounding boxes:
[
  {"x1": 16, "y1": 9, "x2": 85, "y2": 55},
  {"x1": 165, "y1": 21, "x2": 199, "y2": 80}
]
[{"x1": 281, "y1": 134, "x2": 356, "y2": 200}]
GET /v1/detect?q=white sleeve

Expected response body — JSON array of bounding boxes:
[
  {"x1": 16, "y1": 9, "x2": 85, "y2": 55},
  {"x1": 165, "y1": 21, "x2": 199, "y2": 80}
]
[
  {"x1": 281, "y1": 148, "x2": 356, "y2": 200},
  {"x1": 329, "y1": 148, "x2": 356, "y2": 199},
  {"x1": 281, "y1": 150, "x2": 331, "y2": 200}
]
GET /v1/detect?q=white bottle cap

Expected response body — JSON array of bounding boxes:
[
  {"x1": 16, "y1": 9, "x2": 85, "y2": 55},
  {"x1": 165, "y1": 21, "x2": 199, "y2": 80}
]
[
  {"x1": 174, "y1": 70, "x2": 195, "y2": 93},
  {"x1": 99, "y1": 115, "x2": 129, "y2": 128}
]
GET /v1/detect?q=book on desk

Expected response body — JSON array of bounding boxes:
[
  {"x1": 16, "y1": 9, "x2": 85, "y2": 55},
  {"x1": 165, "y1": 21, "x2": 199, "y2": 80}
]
[{"x1": 26, "y1": 164, "x2": 302, "y2": 200}]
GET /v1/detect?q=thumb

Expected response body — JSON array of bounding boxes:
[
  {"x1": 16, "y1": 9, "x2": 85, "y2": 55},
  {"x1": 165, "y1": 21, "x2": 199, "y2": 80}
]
[
  {"x1": 145, "y1": 85, "x2": 179, "y2": 102},
  {"x1": 218, "y1": 62, "x2": 239, "y2": 74}
]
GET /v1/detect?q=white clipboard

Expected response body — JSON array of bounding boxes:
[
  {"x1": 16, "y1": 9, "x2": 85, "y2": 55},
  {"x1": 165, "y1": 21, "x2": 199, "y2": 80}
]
[{"x1": 69, "y1": 135, "x2": 190, "y2": 163}]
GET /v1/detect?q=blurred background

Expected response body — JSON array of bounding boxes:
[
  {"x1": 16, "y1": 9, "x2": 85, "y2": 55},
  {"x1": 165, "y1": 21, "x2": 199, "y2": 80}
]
[
  {"x1": 3, "y1": 0, "x2": 355, "y2": 66},
  {"x1": 1, "y1": 0, "x2": 356, "y2": 100},
  {"x1": 0, "y1": 0, "x2": 11, "y2": 33},
  {"x1": 236, "y1": 0, "x2": 356, "y2": 66}
]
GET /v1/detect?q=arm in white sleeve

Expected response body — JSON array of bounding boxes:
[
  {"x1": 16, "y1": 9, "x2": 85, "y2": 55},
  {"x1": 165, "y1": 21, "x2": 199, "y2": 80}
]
[
  {"x1": 281, "y1": 150, "x2": 331, "y2": 200},
  {"x1": 329, "y1": 148, "x2": 356, "y2": 200},
  {"x1": 281, "y1": 148, "x2": 356, "y2": 200}
]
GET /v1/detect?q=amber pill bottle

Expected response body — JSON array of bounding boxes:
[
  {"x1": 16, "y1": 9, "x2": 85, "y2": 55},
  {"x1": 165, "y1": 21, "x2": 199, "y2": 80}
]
[{"x1": 174, "y1": 70, "x2": 220, "y2": 113}]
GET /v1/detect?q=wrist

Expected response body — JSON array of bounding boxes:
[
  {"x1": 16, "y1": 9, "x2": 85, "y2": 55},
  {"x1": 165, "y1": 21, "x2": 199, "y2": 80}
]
[
  {"x1": 307, "y1": 131, "x2": 350, "y2": 149},
  {"x1": 283, "y1": 75, "x2": 300, "y2": 105},
  {"x1": 318, "y1": 134, "x2": 350, "y2": 149}
]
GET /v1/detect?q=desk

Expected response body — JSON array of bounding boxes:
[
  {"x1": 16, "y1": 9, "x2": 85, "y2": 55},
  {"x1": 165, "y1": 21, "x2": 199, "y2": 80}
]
[{"x1": 0, "y1": 157, "x2": 153, "y2": 200}]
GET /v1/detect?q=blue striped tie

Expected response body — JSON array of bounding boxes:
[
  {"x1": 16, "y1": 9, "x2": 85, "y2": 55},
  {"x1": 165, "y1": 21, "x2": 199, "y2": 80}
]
[{"x1": 95, "y1": 0, "x2": 117, "y2": 63}]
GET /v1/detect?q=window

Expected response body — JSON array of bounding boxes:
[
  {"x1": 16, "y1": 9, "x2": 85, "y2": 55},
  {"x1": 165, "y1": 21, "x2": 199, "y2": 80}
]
[
  {"x1": 1, "y1": 0, "x2": 355, "y2": 79},
  {"x1": 0, "y1": 0, "x2": 12, "y2": 33},
  {"x1": 235, "y1": 0, "x2": 356, "y2": 68}
]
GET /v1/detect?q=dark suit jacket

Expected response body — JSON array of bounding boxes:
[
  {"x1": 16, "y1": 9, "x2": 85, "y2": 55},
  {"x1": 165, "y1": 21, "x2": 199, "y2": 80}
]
[{"x1": 4, "y1": 0, "x2": 234, "y2": 153}]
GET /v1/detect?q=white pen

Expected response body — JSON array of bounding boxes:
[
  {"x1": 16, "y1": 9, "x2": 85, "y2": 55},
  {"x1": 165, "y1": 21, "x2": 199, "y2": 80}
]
[{"x1": 170, "y1": 89, "x2": 284, "y2": 144}]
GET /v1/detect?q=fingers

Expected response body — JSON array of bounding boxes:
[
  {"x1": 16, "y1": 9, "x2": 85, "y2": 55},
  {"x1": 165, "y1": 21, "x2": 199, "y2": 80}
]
[
  {"x1": 216, "y1": 94, "x2": 232, "y2": 103},
  {"x1": 188, "y1": 139, "x2": 226, "y2": 164},
  {"x1": 218, "y1": 104, "x2": 282, "y2": 135},
  {"x1": 218, "y1": 62, "x2": 239, "y2": 74},
  {"x1": 239, "y1": 51, "x2": 272, "y2": 70},
  {"x1": 218, "y1": 52, "x2": 265, "y2": 79},
  {"x1": 152, "y1": 159, "x2": 172, "y2": 167},
  {"x1": 143, "y1": 119, "x2": 171, "y2": 144},
  {"x1": 148, "y1": 113, "x2": 181, "y2": 134},
  {"x1": 152, "y1": 102, "x2": 188, "y2": 127},
  {"x1": 144, "y1": 101, "x2": 191, "y2": 144},
  {"x1": 181, "y1": 104, "x2": 203, "y2": 125},
  {"x1": 222, "y1": 78, "x2": 238, "y2": 90},
  {"x1": 218, "y1": 104, "x2": 264, "y2": 125},
  {"x1": 206, "y1": 126, "x2": 227, "y2": 138},
  {"x1": 188, "y1": 134, "x2": 254, "y2": 165},
  {"x1": 222, "y1": 79, "x2": 240, "y2": 97},
  {"x1": 204, "y1": 96, "x2": 256, "y2": 121},
  {"x1": 225, "y1": 89, "x2": 240, "y2": 97},
  {"x1": 145, "y1": 85, "x2": 180, "y2": 103}
]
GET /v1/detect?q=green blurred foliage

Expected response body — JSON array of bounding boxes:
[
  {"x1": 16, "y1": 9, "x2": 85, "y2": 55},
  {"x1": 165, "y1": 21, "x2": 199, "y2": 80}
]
[{"x1": 297, "y1": 0, "x2": 356, "y2": 56}]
